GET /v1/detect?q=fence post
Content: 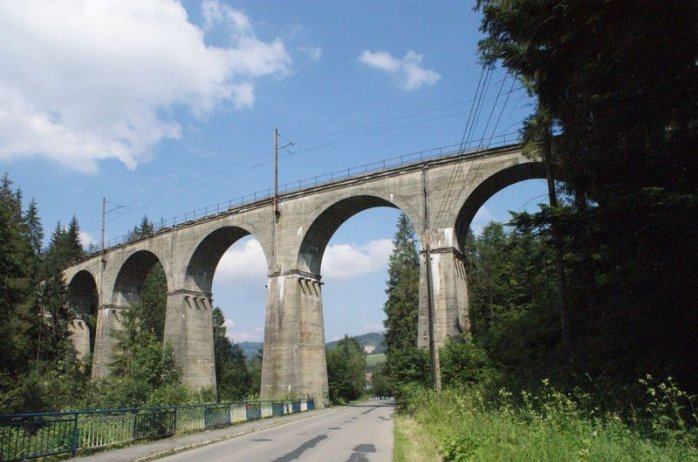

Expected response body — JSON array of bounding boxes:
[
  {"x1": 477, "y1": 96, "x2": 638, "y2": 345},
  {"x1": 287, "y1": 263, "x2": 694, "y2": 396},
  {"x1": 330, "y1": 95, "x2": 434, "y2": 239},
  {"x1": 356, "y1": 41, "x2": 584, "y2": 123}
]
[
  {"x1": 173, "y1": 407, "x2": 178, "y2": 436},
  {"x1": 71, "y1": 412, "x2": 79, "y2": 456}
]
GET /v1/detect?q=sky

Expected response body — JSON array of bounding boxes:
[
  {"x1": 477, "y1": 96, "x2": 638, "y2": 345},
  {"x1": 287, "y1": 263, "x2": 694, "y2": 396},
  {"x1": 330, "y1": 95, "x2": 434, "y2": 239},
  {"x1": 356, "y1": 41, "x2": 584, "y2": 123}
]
[{"x1": 0, "y1": 0, "x2": 547, "y2": 343}]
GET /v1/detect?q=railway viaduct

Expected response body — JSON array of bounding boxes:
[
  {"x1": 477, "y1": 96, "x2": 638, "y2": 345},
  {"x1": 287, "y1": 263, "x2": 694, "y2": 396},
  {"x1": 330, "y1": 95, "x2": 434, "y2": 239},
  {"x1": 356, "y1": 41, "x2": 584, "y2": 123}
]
[{"x1": 63, "y1": 143, "x2": 547, "y2": 406}]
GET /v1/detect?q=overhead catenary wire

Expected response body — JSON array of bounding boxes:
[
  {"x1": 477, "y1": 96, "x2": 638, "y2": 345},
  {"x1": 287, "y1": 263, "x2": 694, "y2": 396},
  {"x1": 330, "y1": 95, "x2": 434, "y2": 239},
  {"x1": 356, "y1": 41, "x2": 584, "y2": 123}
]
[
  {"x1": 102, "y1": 73, "x2": 527, "y2": 241},
  {"x1": 477, "y1": 70, "x2": 511, "y2": 150},
  {"x1": 435, "y1": 69, "x2": 520, "y2": 230},
  {"x1": 106, "y1": 94, "x2": 522, "y2": 227},
  {"x1": 434, "y1": 66, "x2": 496, "y2": 227}
]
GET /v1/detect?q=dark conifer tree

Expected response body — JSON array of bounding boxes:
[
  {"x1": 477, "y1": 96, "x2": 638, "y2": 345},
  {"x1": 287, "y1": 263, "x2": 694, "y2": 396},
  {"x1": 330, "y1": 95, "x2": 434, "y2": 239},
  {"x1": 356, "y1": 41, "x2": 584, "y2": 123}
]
[
  {"x1": 0, "y1": 178, "x2": 33, "y2": 385},
  {"x1": 383, "y1": 213, "x2": 419, "y2": 353},
  {"x1": 382, "y1": 213, "x2": 429, "y2": 389},
  {"x1": 137, "y1": 262, "x2": 167, "y2": 341},
  {"x1": 212, "y1": 307, "x2": 252, "y2": 401},
  {"x1": 477, "y1": 0, "x2": 698, "y2": 389},
  {"x1": 127, "y1": 216, "x2": 156, "y2": 241}
]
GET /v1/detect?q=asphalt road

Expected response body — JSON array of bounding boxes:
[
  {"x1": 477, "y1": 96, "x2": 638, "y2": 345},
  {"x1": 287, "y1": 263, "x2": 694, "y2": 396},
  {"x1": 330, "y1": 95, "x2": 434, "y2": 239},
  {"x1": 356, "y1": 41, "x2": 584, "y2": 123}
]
[{"x1": 157, "y1": 401, "x2": 394, "y2": 462}]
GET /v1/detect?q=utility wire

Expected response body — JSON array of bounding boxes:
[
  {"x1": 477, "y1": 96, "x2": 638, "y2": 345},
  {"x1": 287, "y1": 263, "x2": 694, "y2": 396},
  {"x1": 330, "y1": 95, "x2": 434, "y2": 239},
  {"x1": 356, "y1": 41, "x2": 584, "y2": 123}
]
[
  {"x1": 477, "y1": 71, "x2": 510, "y2": 150},
  {"x1": 105, "y1": 75, "x2": 526, "y2": 234}
]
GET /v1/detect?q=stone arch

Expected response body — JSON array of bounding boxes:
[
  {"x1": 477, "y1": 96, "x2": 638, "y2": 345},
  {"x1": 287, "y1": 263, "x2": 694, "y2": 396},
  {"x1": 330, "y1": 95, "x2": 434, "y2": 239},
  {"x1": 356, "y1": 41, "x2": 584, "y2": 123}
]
[
  {"x1": 66, "y1": 270, "x2": 98, "y2": 359},
  {"x1": 112, "y1": 250, "x2": 166, "y2": 306},
  {"x1": 184, "y1": 226, "x2": 264, "y2": 295},
  {"x1": 67, "y1": 270, "x2": 98, "y2": 318},
  {"x1": 454, "y1": 161, "x2": 547, "y2": 252},
  {"x1": 297, "y1": 194, "x2": 414, "y2": 277}
]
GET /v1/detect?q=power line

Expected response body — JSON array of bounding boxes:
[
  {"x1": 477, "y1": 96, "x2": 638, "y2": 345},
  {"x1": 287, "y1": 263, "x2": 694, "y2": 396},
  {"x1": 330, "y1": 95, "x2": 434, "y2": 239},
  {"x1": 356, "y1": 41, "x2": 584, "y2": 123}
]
[
  {"x1": 477, "y1": 71, "x2": 510, "y2": 150},
  {"x1": 102, "y1": 75, "x2": 527, "y2": 236}
]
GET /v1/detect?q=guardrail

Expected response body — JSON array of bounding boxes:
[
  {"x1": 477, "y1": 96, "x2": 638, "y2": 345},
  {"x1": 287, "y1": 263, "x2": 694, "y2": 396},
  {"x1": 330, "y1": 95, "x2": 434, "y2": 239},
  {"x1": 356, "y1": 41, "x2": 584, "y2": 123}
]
[
  {"x1": 89, "y1": 134, "x2": 520, "y2": 256},
  {"x1": 0, "y1": 398, "x2": 314, "y2": 461}
]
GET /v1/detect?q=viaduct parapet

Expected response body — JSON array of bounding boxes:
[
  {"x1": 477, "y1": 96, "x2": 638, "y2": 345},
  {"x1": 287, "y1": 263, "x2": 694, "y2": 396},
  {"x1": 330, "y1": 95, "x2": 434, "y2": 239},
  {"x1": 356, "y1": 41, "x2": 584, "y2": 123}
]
[{"x1": 64, "y1": 143, "x2": 546, "y2": 406}]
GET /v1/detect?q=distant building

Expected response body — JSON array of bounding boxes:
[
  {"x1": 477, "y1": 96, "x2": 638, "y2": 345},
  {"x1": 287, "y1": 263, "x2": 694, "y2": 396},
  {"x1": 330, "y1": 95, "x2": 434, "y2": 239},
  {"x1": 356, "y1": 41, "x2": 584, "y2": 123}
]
[{"x1": 363, "y1": 345, "x2": 376, "y2": 354}]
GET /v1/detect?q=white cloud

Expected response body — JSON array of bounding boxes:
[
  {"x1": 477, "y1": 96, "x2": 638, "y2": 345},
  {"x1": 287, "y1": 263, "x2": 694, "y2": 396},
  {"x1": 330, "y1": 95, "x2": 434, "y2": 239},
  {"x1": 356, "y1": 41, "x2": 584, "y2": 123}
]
[
  {"x1": 0, "y1": 0, "x2": 291, "y2": 172},
  {"x1": 322, "y1": 238, "x2": 393, "y2": 279},
  {"x1": 78, "y1": 230, "x2": 96, "y2": 248},
  {"x1": 359, "y1": 49, "x2": 441, "y2": 91},
  {"x1": 215, "y1": 239, "x2": 268, "y2": 282},
  {"x1": 214, "y1": 237, "x2": 392, "y2": 282},
  {"x1": 228, "y1": 326, "x2": 264, "y2": 343}
]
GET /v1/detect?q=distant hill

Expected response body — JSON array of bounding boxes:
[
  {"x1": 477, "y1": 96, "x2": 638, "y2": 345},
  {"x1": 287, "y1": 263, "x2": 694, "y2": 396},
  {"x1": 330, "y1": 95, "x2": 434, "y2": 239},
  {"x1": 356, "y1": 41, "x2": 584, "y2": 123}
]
[
  {"x1": 240, "y1": 341, "x2": 263, "y2": 360},
  {"x1": 238, "y1": 332, "x2": 385, "y2": 360},
  {"x1": 326, "y1": 332, "x2": 385, "y2": 354}
]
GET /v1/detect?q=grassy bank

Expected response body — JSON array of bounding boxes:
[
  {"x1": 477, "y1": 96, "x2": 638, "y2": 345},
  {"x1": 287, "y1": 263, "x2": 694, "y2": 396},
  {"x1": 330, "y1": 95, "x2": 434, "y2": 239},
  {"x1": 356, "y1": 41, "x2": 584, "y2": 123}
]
[
  {"x1": 393, "y1": 413, "x2": 441, "y2": 462},
  {"x1": 397, "y1": 382, "x2": 698, "y2": 461}
]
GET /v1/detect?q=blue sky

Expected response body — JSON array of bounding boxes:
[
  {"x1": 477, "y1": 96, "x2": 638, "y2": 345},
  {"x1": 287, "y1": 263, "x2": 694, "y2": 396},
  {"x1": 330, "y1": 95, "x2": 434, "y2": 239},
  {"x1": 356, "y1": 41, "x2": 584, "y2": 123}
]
[{"x1": 0, "y1": 1, "x2": 546, "y2": 343}]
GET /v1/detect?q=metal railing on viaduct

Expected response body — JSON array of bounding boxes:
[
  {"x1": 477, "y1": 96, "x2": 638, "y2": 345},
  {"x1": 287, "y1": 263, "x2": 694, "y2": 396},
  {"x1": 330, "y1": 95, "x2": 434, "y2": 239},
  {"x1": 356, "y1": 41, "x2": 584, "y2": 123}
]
[
  {"x1": 97, "y1": 133, "x2": 518, "y2": 254},
  {"x1": 0, "y1": 398, "x2": 314, "y2": 461}
]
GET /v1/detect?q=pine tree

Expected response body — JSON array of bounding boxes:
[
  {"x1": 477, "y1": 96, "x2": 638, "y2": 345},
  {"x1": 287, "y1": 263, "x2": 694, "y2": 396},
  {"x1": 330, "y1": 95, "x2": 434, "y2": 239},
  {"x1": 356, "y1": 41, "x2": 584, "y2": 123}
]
[
  {"x1": 212, "y1": 307, "x2": 252, "y2": 401},
  {"x1": 138, "y1": 263, "x2": 167, "y2": 341},
  {"x1": 477, "y1": 0, "x2": 698, "y2": 389},
  {"x1": 22, "y1": 199, "x2": 43, "y2": 268},
  {"x1": 0, "y1": 179, "x2": 33, "y2": 385},
  {"x1": 382, "y1": 213, "x2": 429, "y2": 390},
  {"x1": 127, "y1": 216, "x2": 156, "y2": 241},
  {"x1": 104, "y1": 300, "x2": 185, "y2": 408},
  {"x1": 0, "y1": 175, "x2": 86, "y2": 412},
  {"x1": 37, "y1": 223, "x2": 79, "y2": 363},
  {"x1": 383, "y1": 213, "x2": 419, "y2": 353},
  {"x1": 466, "y1": 220, "x2": 559, "y2": 385}
]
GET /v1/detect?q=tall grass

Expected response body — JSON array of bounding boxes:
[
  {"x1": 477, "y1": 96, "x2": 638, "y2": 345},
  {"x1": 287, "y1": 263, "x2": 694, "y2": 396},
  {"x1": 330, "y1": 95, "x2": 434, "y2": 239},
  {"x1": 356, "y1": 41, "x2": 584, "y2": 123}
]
[
  {"x1": 393, "y1": 414, "x2": 441, "y2": 462},
  {"x1": 399, "y1": 378, "x2": 698, "y2": 461}
]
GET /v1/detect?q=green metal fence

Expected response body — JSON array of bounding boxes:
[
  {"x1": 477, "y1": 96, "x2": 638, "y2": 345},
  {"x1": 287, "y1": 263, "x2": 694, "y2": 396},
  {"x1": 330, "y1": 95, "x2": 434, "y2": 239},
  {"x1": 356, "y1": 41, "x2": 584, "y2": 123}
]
[{"x1": 0, "y1": 398, "x2": 314, "y2": 461}]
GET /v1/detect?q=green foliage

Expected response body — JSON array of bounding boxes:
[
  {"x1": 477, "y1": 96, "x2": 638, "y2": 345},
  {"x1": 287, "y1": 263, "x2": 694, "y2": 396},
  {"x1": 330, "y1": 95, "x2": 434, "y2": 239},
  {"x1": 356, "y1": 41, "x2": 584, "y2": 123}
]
[
  {"x1": 465, "y1": 221, "x2": 562, "y2": 388},
  {"x1": 370, "y1": 362, "x2": 392, "y2": 397},
  {"x1": 127, "y1": 215, "x2": 156, "y2": 241},
  {"x1": 383, "y1": 213, "x2": 419, "y2": 355},
  {"x1": 84, "y1": 275, "x2": 189, "y2": 409},
  {"x1": 87, "y1": 323, "x2": 187, "y2": 409},
  {"x1": 212, "y1": 307, "x2": 253, "y2": 401},
  {"x1": 389, "y1": 346, "x2": 431, "y2": 391},
  {"x1": 0, "y1": 174, "x2": 89, "y2": 413},
  {"x1": 0, "y1": 175, "x2": 35, "y2": 384},
  {"x1": 326, "y1": 335, "x2": 366, "y2": 404},
  {"x1": 246, "y1": 346, "x2": 263, "y2": 398},
  {"x1": 477, "y1": 0, "x2": 698, "y2": 390},
  {"x1": 0, "y1": 358, "x2": 86, "y2": 413},
  {"x1": 404, "y1": 384, "x2": 698, "y2": 462},
  {"x1": 638, "y1": 375, "x2": 698, "y2": 445},
  {"x1": 382, "y1": 213, "x2": 424, "y2": 394},
  {"x1": 440, "y1": 335, "x2": 496, "y2": 389},
  {"x1": 365, "y1": 353, "x2": 386, "y2": 371},
  {"x1": 137, "y1": 262, "x2": 167, "y2": 341}
]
